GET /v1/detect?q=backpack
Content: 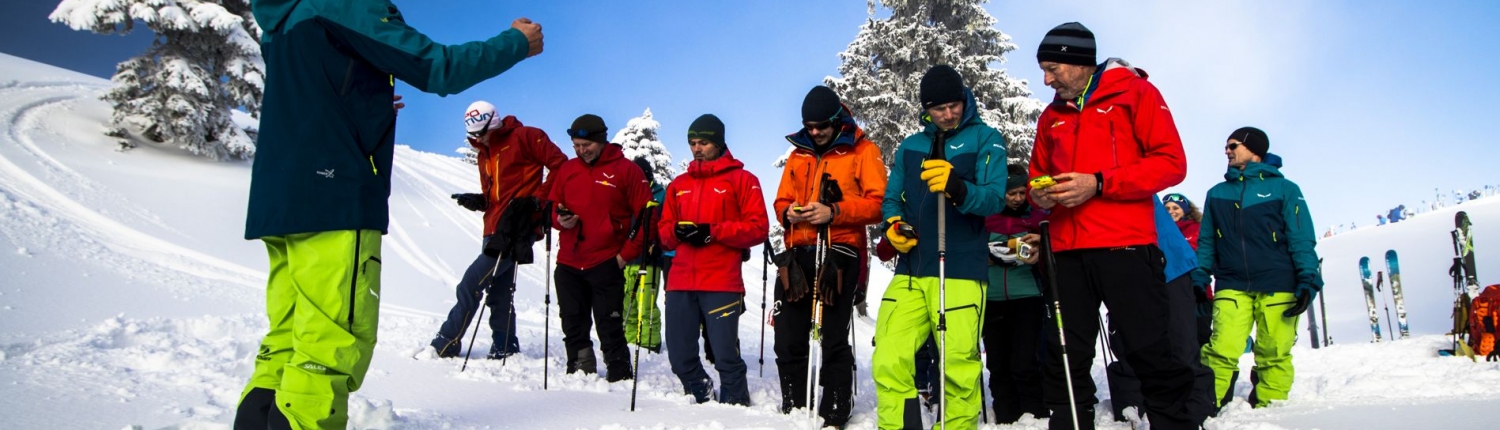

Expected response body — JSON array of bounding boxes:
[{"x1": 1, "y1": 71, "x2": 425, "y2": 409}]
[{"x1": 1470, "y1": 285, "x2": 1500, "y2": 357}]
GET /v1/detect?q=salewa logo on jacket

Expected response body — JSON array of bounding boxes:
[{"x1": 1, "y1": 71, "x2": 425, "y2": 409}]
[
  {"x1": 949, "y1": 143, "x2": 966, "y2": 150},
  {"x1": 596, "y1": 180, "x2": 616, "y2": 188},
  {"x1": 1257, "y1": 193, "x2": 1272, "y2": 198},
  {"x1": 714, "y1": 188, "x2": 727, "y2": 194},
  {"x1": 316, "y1": 169, "x2": 335, "y2": 179},
  {"x1": 603, "y1": 173, "x2": 615, "y2": 179},
  {"x1": 1051, "y1": 120, "x2": 1067, "y2": 128}
]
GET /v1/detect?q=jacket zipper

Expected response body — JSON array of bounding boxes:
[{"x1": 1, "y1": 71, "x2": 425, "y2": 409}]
[
  {"x1": 340, "y1": 59, "x2": 356, "y2": 96},
  {"x1": 1237, "y1": 176, "x2": 1252, "y2": 290},
  {"x1": 349, "y1": 231, "x2": 362, "y2": 327}
]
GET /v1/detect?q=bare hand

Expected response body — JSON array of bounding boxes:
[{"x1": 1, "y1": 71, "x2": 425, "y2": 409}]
[
  {"x1": 616, "y1": 254, "x2": 626, "y2": 269},
  {"x1": 392, "y1": 94, "x2": 405, "y2": 112},
  {"x1": 511, "y1": 18, "x2": 544, "y2": 57},
  {"x1": 557, "y1": 212, "x2": 578, "y2": 229},
  {"x1": 1018, "y1": 233, "x2": 1041, "y2": 264},
  {"x1": 1045, "y1": 172, "x2": 1098, "y2": 208},
  {"x1": 1030, "y1": 187, "x2": 1058, "y2": 210},
  {"x1": 800, "y1": 202, "x2": 834, "y2": 225}
]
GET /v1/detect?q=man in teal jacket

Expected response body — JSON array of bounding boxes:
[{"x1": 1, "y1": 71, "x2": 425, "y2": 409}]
[
  {"x1": 237, "y1": 2, "x2": 543, "y2": 429},
  {"x1": 874, "y1": 65, "x2": 1008, "y2": 430},
  {"x1": 1193, "y1": 127, "x2": 1322, "y2": 411}
]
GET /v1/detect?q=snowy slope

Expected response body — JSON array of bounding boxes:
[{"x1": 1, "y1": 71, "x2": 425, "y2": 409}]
[{"x1": 1, "y1": 52, "x2": 1497, "y2": 430}]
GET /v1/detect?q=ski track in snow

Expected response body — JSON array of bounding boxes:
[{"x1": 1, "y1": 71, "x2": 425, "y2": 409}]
[{"x1": 3, "y1": 53, "x2": 1499, "y2": 429}]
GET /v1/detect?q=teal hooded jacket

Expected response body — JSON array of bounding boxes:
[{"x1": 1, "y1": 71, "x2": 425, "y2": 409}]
[
  {"x1": 881, "y1": 89, "x2": 1009, "y2": 281},
  {"x1": 1192, "y1": 154, "x2": 1323, "y2": 295},
  {"x1": 245, "y1": 0, "x2": 531, "y2": 239}
]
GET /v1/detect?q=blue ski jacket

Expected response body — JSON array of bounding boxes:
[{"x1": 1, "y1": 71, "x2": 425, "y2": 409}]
[
  {"x1": 882, "y1": 89, "x2": 1008, "y2": 281},
  {"x1": 1191, "y1": 154, "x2": 1323, "y2": 295},
  {"x1": 245, "y1": 0, "x2": 532, "y2": 239}
]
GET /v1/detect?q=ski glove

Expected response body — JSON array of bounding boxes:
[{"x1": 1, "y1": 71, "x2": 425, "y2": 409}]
[
  {"x1": 1283, "y1": 287, "x2": 1316, "y2": 318},
  {"x1": 883, "y1": 216, "x2": 917, "y2": 254},
  {"x1": 675, "y1": 223, "x2": 712, "y2": 246},
  {"x1": 454, "y1": 193, "x2": 486, "y2": 212},
  {"x1": 780, "y1": 252, "x2": 809, "y2": 303},
  {"x1": 918, "y1": 159, "x2": 969, "y2": 206}
]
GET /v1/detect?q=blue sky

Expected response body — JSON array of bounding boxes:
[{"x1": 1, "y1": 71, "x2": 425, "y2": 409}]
[{"x1": 4, "y1": 0, "x2": 1498, "y2": 234}]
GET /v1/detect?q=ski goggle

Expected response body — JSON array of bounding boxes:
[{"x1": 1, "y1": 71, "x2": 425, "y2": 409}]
[
  {"x1": 567, "y1": 128, "x2": 600, "y2": 139},
  {"x1": 1163, "y1": 194, "x2": 1189, "y2": 204}
]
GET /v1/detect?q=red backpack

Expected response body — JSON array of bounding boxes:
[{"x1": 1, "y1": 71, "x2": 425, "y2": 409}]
[{"x1": 1470, "y1": 285, "x2": 1500, "y2": 357}]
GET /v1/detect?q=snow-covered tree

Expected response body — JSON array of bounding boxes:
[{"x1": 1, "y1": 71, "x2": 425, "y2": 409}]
[
  {"x1": 676, "y1": 159, "x2": 692, "y2": 179},
  {"x1": 455, "y1": 144, "x2": 478, "y2": 165},
  {"x1": 611, "y1": 108, "x2": 676, "y2": 185},
  {"x1": 826, "y1": 0, "x2": 1043, "y2": 165},
  {"x1": 51, "y1": 0, "x2": 264, "y2": 160}
]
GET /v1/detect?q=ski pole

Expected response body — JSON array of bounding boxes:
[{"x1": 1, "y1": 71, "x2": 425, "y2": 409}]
[
  {"x1": 630, "y1": 204, "x2": 656, "y2": 411},
  {"x1": 931, "y1": 132, "x2": 950, "y2": 430},
  {"x1": 1378, "y1": 272, "x2": 1394, "y2": 340},
  {"x1": 1318, "y1": 258, "x2": 1330, "y2": 347},
  {"x1": 543, "y1": 205, "x2": 554, "y2": 390},
  {"x1": 805, "y1": 228, "x2": 827, "y2": 430},
  {"x1": 461, "y1": 254, "x2": 507, "y2": 372},
  {"x1": 1040, "y1": 221, "x2": 1080, "y2": 430},
  {"x1": 761, "y1": 239, "x2": 771, "y2": 378}
]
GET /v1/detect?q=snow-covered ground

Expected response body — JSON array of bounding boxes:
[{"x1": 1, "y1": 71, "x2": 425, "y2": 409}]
[{"x1": 0, "y1": 52, "x2": 1497, "y2": 429}]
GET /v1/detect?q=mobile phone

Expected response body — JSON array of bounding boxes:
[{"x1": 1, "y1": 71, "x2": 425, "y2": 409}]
[
  {"x1": 557, "y1": 207, "x2": 574, "y2": 217},
  {"x1": 1030, "y1": 175, "x2": 1072, "y2": 190},
  {"x1": 792, "y1": 206, "x2": 806, "y2": 213}
]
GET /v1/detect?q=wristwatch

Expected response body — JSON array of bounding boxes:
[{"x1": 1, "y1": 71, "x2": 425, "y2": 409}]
[{"x1": 1094, "y1": 172, "x2": 1104, "y2": 196}]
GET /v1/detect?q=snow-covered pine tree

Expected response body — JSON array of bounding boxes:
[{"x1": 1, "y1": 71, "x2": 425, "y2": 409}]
[
  {"x1": 456, "y1": 144, "x2": 478, "y2": 165},
  {"x1": 826, "y1": 0, "x2": 1042, "y2": 165},
  {"x1": 676, "y1": 159, "x2": 691, "y2": 179},
  {"x1": 51, "y1": 0, "x2": 264, "y2": 160},
  {"x1": 611, "y1": 108, "x2": 676, "y2": 185}
]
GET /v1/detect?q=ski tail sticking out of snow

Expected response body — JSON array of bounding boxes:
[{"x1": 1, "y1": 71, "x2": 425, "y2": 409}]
[
  {"x1": 1385, "y1": 250, "x2": 1409, "y2": 339},
  {"x1": 1457, "y1": 212, "x2": 1481, "y2": 298},
  {"x1": 1360, "y1": 257, "x2": 1382, "y2": 343}
]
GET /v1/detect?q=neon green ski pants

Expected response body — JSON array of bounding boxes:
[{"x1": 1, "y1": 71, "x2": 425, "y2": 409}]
[
  {"x1": 623, "y1": 262, "x2": 663, "y2": 350},
  {"x1": 1201, "y1": 289, "x2": 1299, "y2": 408},
  {"x1": 240, "y1": 229, "x2": 383, "y2": 430},
  {"x1": 873, "y1": 274, "x2": 986, "y2": 430}
]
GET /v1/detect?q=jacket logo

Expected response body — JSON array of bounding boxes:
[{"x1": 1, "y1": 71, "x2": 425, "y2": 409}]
[
  {"x1": 603, "y1": 173, "x2": 615, "y2": 179},
  {"x1": 1096, "y1": 106, "x2": 1114, "y2": 114},
  {"x1": 316, "y1": 169, "x2": 335, "y2": 179},
  {"x1": 713, "y1": 188, "x2": 727, "y2": 194},
  {"x1": 834, "y1": 148, "x2": 848, "y2": 155},
  {"x1": 1160, "y1": 105, "x2": 1171, "y2": 111},
  {"x1": 795, "y1": 153, "x2": 812, "y2": 158},
  {"x1": 1257, "y1": 193, "x2": 1272, "y2": 198},
  {"x1": 1051, "y1": 120, "x2": 1066, "y2": 128},
  {"x1": 677, "y1": 190, "x2": 692, "y2": 196},
  {"x1": 1060, "y1": 46, "x2": 1068, "y2": 52},
  {"x1": 949, "y1": 143, "x2": 966, "y2": 150},
  {"x1": 597, "y1": 180, "x2": 617, "y2": 188}
]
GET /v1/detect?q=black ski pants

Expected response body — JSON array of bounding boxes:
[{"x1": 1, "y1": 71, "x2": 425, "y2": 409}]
[
  {"x1": 1103, "y1": 274, "x2": 1215, "y2": 426},
  {"x1": 555, "y1": 260, "x2": 630, "y2": 374},
  {"x1": 1042, "y1": 245, "x2": 1203, "y2": 430},
  {"x1": 983, "y1": 296, "x2": 1049, "y2": 423},
  {"x1": 773, "y1": 245, "x2": 858, "y2": 425}
]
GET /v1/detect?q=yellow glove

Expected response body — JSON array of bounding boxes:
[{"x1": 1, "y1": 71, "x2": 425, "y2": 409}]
[
  {"x1": 884, "y1": 216, "x2": 918, "y2": 253},
  {"x1": 919, "y1": 159, "x2": 953, "y2": 193}
]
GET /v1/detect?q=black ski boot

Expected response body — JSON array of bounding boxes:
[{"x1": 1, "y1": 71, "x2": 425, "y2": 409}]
[{"x1": 568, "y1": 348, "x2": 598, "y2": 375}]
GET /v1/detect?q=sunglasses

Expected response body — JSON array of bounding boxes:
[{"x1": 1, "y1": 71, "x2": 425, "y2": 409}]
[
  {"x1": 805, "y1": 120, "x2": 835, "y2": 131},
  {"x1": 1225, "y1": 142, "x2": 1241, "y2": 151}
]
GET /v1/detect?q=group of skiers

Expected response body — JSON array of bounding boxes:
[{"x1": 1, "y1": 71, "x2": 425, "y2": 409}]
[{"x1": 231, "y1": 3, "x2": 1324, "y2": 428}]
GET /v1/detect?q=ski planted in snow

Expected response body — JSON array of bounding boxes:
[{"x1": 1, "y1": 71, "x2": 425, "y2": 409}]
[
  {"x1": 1359, "y1": 256, "x2": 1382, "y2": 342},
  {"x1": 1385, "y1": 250, "x2": 1409, "y2": 339},
  {"x1": 1456, "y1": 211, "x2": 1481, "y2": 298}
]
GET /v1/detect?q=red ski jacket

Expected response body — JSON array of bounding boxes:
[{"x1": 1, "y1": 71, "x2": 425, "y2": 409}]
[
  {"x1": 1029, "y1": 59, "x2": 1187, "y2": 252},
  {"x1": 659, "y1": 151, "x2": 769, "y2": 293},
  {"x1": 472, "y1": 116, "x2": 567, "y2": 237},
  {"x1": 549, "y1": 144, "x2": 651, "y2": 269}
]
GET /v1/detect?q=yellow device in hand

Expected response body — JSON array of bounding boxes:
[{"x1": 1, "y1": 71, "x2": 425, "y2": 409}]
[{"x1": 1030, "y1": 176, "x2": 1057, "y2": 189}]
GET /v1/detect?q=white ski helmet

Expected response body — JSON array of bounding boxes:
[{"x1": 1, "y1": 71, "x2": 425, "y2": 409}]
[{"x1": 463, "y1": 100, "x2": 501, "y2": 135}]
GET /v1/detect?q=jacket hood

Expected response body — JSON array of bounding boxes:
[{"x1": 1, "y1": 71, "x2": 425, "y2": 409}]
[
  {"x1": 468, "y1": 115, "x2": 524, "y2": 147},
  {"x1": 252, "y1": 0, "x2": 300, "y2": 33},
  {"x1": 589, "y1": 143, "x2": 626, "y2": 166},
  {"x1": 919, "y1": 87, "x2": 981, "y2": 136},
  {"x1": 1224, "y1": 152, "x2": 1285, "y2": 181},
  {"x1": 688, "y1": 150, "x2": 745, "y2": 178},
  {"x1": 786, "y1": 102, "x2": 861, "y2": 151},
  {"x1": 1050, "y1": 58, "x2": 1151, "y2": 107}
]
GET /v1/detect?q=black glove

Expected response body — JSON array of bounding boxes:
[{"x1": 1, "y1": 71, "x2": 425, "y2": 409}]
[
  {"x1": 675, "y1": 223, "x2": 712, "y2": 246},
  {"x1": 1193, "y1": 284, "x2": 1213, "y2": 318},
  {"x1": 453, "y1": 193, "x2": 486, "y2": 212},
  {"x1": 1283, "y1": 289, "x2": 1315, "y2": 318},
  {"x1": 781, "y1": 257, "x2": 809, "y2": 303}
]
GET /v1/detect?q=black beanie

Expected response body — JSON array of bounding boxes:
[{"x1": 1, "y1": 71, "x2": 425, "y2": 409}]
[
  {"x1": 1006, "y1": 164, "x2": 1029, "y2": 191},
  {"x1": 568, "y1": 114, "x2": 609, "y2": 144},
  {"x1": 632, "y1": 156, "x2": 654, "y2": 185},
  {"x1": 1229, "y1": 126, "x2": 1269, "y2": 158},
  {"x1": 919, "y1": 65, "x2": 966, "y2": 109},
  {"x1": 1037, "y1": 22, "x2": 1097, "y2": 66},
  {"x1": 688, "y1": 114, "x2": 726, "y2": 150},
  {"x1": 802, "y1": 85, "x2": 843, "y2": 123}
]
